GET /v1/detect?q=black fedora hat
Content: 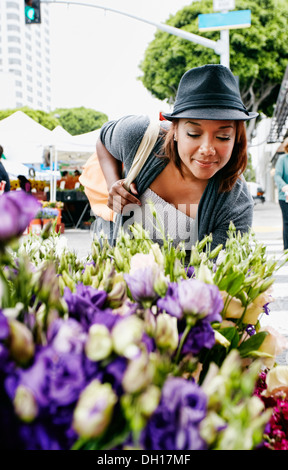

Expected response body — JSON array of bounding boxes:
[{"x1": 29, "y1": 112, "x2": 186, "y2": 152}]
[{"x1": 162, "y1": 64, "x2": 258, "y2": 121}]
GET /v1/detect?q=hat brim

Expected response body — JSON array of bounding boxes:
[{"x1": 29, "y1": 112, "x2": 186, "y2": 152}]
[{"x1": 162, "y1": 108, "x2": 258, "y2": 122}]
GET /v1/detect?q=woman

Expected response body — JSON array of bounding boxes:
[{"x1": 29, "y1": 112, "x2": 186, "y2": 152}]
[
  {"x1": 274, "y1": 137, "x2": 288, "y2": 250},
  {"x1": 17, "y1": 175, "x2": 32, "y2": 193},
  {"x1": 96, "y1": 64, "x2": 258, "y2": 252}
]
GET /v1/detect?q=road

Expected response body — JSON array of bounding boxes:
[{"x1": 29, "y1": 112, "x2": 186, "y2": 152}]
[{"x1": 61, "y1": 201, "x2": 288, "y2": 365}]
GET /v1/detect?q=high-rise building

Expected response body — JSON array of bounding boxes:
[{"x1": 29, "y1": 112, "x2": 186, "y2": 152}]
[{"x1": 0, "y1": 0, "x2": 52, "y2": 111}]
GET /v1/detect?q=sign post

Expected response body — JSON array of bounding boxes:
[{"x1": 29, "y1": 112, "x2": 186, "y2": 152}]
[{"x1": 198, "y1": 8, "x2": 251, "y2": 68}]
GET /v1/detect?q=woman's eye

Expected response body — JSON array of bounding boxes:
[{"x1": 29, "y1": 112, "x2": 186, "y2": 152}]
[
  {"x1": 187, "y1": 133, "x2": 200, "y2": 138},
  {"x1": 217, "y1": 136, "x2": 231, "y2": 141}
]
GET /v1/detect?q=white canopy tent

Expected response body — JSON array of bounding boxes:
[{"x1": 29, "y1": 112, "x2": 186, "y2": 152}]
[
  {"x1": 0, "y1": 112, "x2": 100, "y2": 201},
  {"x1": 0, "y1": 111, "x2": 52, "y2": 164}
]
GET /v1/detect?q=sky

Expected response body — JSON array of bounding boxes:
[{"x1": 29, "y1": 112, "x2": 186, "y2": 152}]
[{"x1": 48, "y1": 0, "x2": 193, "y2": 121}]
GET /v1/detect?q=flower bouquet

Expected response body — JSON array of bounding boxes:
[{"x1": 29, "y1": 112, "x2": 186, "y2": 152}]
[{"x1": 0, "y1": 190, "x2": 288, "y2": 451}]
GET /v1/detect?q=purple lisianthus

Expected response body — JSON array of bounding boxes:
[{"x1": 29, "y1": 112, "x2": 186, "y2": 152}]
[
  {"x1": 181, "y1": 320, "x2": 216, "y2": 355},
  {"x1": 157, "y1": 282, "x2": 183, "y2": 319},
  {"x1": 185, "y1": 266, "x2": 195, "y2": 278},
  {"x1": 11, "y1": 347, "x2": 88, "y2": 410},
  {"x1": 0, "y1": 310, "x2": 10, "y2": 340},
  {"x1": 178, "y1": 279, "x2": 223, "y2": 323},
  {"x1": 47, "y1": 318, "x2": 87, "y2": 354},
  {"x1": 64, "y1": 284, "x2": 117, "y2": 331},
  {"x1": 124, "y1": 267, "x2": 159, "y2": 305},
  {"x1": 141, "y1": 377, "x2": 207, "y2": 450},
  {"x1": 0, "y1": 190, "x2": 40, "y2": 243}
]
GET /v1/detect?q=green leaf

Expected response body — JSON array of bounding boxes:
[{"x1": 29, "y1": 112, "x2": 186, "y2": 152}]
[
  {"x1": 218, "y1": 271, "x2": 245, "y2": 297},
  {"x1": 238, "y1": 332, "x2": 268, "y2": 357}
]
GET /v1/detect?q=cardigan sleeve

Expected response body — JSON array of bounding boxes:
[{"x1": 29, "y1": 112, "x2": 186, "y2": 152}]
[
  {"x1": 197, "y1": 177, "x2": 254, "y2": 250},
  {"x1": 100, "y1": 115, "x2": 150, "y2": 164}
]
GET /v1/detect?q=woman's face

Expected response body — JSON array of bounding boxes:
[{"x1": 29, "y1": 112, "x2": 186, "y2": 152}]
[{"x1": 174, "y1": 119, "x2": 237, "y2": 181}]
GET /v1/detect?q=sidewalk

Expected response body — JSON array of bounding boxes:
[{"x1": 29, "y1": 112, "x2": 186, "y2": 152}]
[
  {"x1": 62, "y1": 201, "x2": 283, "y2": 257},
  {"x1": 252, "y1": 201, "x2": 282, "y2": 241}
]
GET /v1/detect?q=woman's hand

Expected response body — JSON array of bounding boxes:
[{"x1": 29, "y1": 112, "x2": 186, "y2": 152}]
[
  {"x1": 282, "y1": 184, "x2": 288, "y2": 193},
  {"x1": 107, "y1": 180, "x2": 141, "y2": 214}
]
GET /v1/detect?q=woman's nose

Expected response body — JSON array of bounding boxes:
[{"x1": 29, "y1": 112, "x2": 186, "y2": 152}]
[{"x1": 199, "y1": 141, "x2": 216, "y2": 156}]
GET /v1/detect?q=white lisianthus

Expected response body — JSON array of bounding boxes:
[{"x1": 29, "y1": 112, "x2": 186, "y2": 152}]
[
  {"x1": 262, "y1": 365, "x2": 288, "y2": 397},
  {"x1": 130, "y1": 251, "x2": 159, "y2": 274},
  {"x1": 111, "y1": 316, "x2": 144, "y2": 358},
  {"x1": 155, "y1": 313, "x2": 178, "y2": 352},
  {"x1": 14, "y1": 385, "x2": 38, "y2": 422},
  {"x1": 73, "y1": 380, "x2": 117, "y2": 439},
  {"x1": 137, "y1": 385, "x2": 161, "y2": 418},
  {"x1": 85, "y1": 324, "x2": 113, "y2": 361},
  {"x1": 258, "y1": 326, "x2": 288, "y2": 368},
  {"x1": 122, "y1": 352, "x2": 155, "y2": 393}
]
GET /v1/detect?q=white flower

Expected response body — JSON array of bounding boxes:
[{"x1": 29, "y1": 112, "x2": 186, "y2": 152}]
[
  {"x1": 111, "y1": 316, "x2": 144, "y2": 358},
  {"x1": 73, "y1": 380, "x2": 117, "y2": 439},
  {"x1": 155, "y1": 313, "x2": 178, "y2": 352},
  {"x1": 85, "y1": 324, "x2": 113, "y2": 361},
  {"x1": 122, "y1": 352, "x2": 155, "y2": 393},
  {"x1": 258, "y1": 325, "x2": 288, "y2": 368},
  {"x1": 262, "y1": 365, "x2": 288, "y2": 397},
  {"x1": 130, "y1": 251, "x2": 159, "y2": 274},
  {"x1": 14, "y1": 385, "x2": 38, "y2": 422}
]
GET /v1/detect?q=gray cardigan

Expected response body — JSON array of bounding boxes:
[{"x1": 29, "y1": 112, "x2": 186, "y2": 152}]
[{"x1": 98, "y1": 115, "x2": 254, "y2": 251}]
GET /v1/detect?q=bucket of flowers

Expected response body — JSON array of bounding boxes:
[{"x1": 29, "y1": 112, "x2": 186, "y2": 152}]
[{"x1": 0, "y1": 190, "x2": 288, "y2": 451}]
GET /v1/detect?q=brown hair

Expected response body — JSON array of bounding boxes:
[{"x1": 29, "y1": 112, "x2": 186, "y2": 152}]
[{"x1": 162, "y1": 120, "x2": 248, "y2": 193}]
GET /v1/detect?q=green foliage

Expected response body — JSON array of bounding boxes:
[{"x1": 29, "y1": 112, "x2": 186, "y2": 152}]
[
  {"x1": 54, "y1": 107, "x2": 108, "y2": 136},
  {"x1": 243, "y1": 153, "x2": 256, "y2": 182},
  {"x1": 0, "y1": 107, "x2": 59, "y2": 130},
  {"x1": 139, "y1": 0, "x2": 288, "y2": 116},
  {"x1": 0, "y1": 106, "x2": 108, "y2": 135}
]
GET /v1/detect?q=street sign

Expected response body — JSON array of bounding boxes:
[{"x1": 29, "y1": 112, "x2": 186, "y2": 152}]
[
  {"x1": 213, "y1": 0, "x2": 235, "y2": 11},
  {"x1": 199, "y1": 10, "x2": 251, "y2": 32}
]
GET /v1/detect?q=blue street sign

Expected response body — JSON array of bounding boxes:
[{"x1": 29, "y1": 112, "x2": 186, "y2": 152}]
[{"x1": 198, "y1": 9, "x2": 251, "y2": 31}]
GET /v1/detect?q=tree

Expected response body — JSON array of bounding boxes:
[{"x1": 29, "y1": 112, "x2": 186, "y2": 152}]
[
  {"x1": 53, "y1": 107, "x2": 108, "y2": 136},
  {"x1": 139, "y1": 0, "x2": 288, "y2": 140},
  {"x1": 0, "y1": 107, "x2": 108, "y2": 135},
  {"x1": 0, "y1": 107, "x2": 59, "y2": 130}
]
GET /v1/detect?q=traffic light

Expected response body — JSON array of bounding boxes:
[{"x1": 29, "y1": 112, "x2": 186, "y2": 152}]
[{"x1": 24, "y1": 0, "x2": 41, "y2": 24}]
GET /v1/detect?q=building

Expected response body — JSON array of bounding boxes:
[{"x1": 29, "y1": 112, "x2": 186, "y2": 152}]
[{"x1": 0, "y1": 0, "x2": 52, "y2": 111}]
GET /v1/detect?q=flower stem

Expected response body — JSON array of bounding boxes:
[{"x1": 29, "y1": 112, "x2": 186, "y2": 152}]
[{"x1": 175, "y1": 324, "x2": 191, "y2": 363}]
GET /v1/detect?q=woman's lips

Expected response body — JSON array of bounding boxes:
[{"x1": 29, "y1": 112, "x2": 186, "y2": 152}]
[{"x1": 193, "y1": 159, "x2": 216, "y2": 168}]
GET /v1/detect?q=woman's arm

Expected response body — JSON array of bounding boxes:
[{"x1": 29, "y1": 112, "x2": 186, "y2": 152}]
[{"x1": 96, "y1": 137, "x2": 141, "y2": 214}]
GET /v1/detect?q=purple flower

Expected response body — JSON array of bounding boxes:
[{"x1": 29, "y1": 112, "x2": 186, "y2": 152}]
[
  {"x1": 178, "y1": 279, "x2": 223, "y2": 323},
  {"x1": 0, "y1": 310, "x2": 10, "y2": 340},
  {"x1": 0, "y1": 343, "x2": 10, "y2": 372},
  {"x1": 0, "y1": 190, "x2": 40, "y2": 243},
  {"x1": 246, "y1": 324, "x2": 256, "y2": 336},
  {"x1": 157, "y1": 279, "x2": 223, "y2": 324},
  {"x1": 47, "y1": 318, "x2": 86, "y2": 354},
  {"x1": 124, "y1": 267, "x2": 159, "y2": 305},
  {"x1": 185, "y1": 266, "x2": 195, "y2": 278},
  {"x1": 157, "y1": 283, "x2": 183, "y2": 319},
  {"x1": 13, "y1": 347, "x2": 87, "y2": 410},
  {"x1": 263, "y1": 302, "x2": 270, "y2": 316},
  {"x1": 141, "y1": 377, "x2": 207, "y2": 450},
  {"x1": 181, "y1": 320, "x2": 216, "y2": 355},
  {"x1": 64, "y1": 284, "x2": 117, "y2": 331}
]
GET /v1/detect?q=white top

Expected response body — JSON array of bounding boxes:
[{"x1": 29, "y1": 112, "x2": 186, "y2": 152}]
[{"x1": 123, "y1": 188, "x2": 197, "y2": 249}]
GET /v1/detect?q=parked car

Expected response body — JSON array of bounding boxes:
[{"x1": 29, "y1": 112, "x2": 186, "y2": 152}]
[{"x1": 246, "y1": 182, "x2": 265, "y2": 205}]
